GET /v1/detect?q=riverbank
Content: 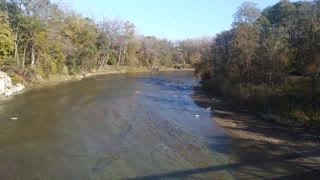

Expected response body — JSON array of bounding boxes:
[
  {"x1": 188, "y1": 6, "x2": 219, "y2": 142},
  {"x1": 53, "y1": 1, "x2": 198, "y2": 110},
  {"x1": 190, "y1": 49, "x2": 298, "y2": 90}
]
[
  {"x1": 192, "y1": 91, "x2": 320, "y2": 178},
  {"x1": 199, "y1": 77, "x2": 320, "y2": 129},
  {"x1": 6, "y1": 66, "x2": 194, "y2": 93},
  {"x1": 0, "y1": 67, "x2": 195, "y2": 102}
]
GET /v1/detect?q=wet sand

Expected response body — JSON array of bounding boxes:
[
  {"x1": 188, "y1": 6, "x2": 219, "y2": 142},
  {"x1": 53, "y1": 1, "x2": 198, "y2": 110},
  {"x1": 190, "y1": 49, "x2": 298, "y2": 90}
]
[{"x1": 192, "y1": 92, "x2": 320, "y2": 179}]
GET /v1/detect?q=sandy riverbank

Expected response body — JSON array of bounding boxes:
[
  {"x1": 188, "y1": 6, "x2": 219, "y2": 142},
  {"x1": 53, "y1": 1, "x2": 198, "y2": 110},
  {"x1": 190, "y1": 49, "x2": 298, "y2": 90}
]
[{"x1": 192, "y1": 92, "x2": 320, "y2": 178}]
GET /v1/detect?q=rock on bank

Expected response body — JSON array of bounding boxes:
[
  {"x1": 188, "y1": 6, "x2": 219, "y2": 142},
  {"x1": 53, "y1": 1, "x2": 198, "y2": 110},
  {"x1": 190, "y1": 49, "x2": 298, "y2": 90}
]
[{"x1": 0, "y1": 71, "x2": 25, "y2": 97}]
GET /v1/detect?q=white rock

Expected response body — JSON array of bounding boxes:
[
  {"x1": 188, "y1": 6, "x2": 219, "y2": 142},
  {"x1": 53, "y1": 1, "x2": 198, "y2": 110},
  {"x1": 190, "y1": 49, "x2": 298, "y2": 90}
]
[
  {"x1": 195, "y1": 115, "x2": 200, "y2": 118},
  {"x1": 4, "y1": 77, "x2": 12, "y2": 89},
  {"x1": 11, "y1": 83, "x2": 25, "y2": 93},
  {"x1": 76, "y1": 76, "x2": 83, "y2": 80},
  {"x1": 0, "y1": 71, "x2": 17, "y2": 96},
  {"x1": 0, "y1": 78, "x2": 5, "y2": 94},
  {"x1": 10, "y1": 117, "x2": 18, "y2": 120},
  {"x1": 5, "y1": 90, "x2": 13, "y2": 97},
  {"x1": 206, "y1": 106, "x2": 212, "y2": 111},
  {"x1": 0, "y1": 71, "x2": 25, "y2": 96}
]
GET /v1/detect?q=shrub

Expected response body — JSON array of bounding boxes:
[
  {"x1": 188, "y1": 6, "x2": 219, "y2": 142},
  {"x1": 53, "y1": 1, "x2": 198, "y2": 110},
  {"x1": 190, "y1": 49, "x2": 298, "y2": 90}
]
[
  {"x1": 10, "y1": 73, "x2": 24, "y2": 84},
  {"x1": 107, "y1": 58, "x2": 117, "y2": 65},
  {"x1": 287, "y1": 111, "x2": 310, "y2": 124}
]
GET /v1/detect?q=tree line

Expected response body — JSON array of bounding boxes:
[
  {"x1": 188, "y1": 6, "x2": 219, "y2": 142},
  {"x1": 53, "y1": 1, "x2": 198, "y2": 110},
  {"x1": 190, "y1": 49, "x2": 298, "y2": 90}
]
[
  {"x1": 1, "y1": 0, "x2": 319, "y2": 126},
  {"x1": 0, "y1": 0, "x2": 211, "y2": 80},
  {"x1": 196, "y1": 0, "x2": 320, "y2": 127}
]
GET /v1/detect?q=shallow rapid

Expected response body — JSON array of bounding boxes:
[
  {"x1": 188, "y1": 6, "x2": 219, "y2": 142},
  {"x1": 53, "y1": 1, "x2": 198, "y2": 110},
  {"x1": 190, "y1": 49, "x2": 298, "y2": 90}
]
[{"x1": 0, "y1": 71, "x2": 234, "y2": 179}]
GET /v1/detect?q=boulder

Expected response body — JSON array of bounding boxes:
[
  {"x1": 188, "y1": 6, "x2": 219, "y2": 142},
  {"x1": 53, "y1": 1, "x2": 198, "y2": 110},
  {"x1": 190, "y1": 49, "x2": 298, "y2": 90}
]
[
  {"x1": 4, "y1": 78, "x2": 12, "y2": 89},
  {"x1": 11, "y1": 83, "x2": 25, "y2": 93},
  {"x1": 0, "y1": 78, "x2": 5, "y2": 94},
  {"x1": 0, "y1": 71, "x2": 25, "y2": 96},
  {"x1": 5, "y1": 90, "x2": 12, "y2": 97}
]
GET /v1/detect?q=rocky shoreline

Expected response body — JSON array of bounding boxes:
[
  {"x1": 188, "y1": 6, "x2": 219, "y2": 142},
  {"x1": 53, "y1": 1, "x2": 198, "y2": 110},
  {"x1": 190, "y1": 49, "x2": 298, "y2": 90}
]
[{"x1": 0, "y1": 71, "x2": 25, "y2": 97}]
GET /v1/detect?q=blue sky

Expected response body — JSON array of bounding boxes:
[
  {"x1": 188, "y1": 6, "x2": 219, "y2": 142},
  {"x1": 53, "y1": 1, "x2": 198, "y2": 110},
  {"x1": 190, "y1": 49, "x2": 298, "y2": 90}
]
[{"x1": 68, "y1": 0, "x2": 283, "y2": 40}]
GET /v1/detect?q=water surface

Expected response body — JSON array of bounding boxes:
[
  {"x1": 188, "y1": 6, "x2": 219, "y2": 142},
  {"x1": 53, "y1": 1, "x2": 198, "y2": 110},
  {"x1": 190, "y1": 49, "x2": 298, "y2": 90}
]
[
  {"x1": 0, "y1": 71, "x2": 233, "y2": 179},
  {"x1": 1, "y1": 71, "x2": 315, "y2": 179}
]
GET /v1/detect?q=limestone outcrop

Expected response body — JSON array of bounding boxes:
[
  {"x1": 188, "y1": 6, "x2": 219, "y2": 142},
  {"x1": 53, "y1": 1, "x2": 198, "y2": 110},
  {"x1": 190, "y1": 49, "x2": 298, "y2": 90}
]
[{"x1": 0, "y1": 71, "x2": 25, "y2": 97}]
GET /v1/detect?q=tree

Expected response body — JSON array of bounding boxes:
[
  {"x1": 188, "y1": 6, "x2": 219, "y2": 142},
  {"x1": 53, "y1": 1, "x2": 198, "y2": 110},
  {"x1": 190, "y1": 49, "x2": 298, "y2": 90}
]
[
  {"x1": 118, "y1": 21, "x2": 136, "y2": 66},
  {"x1": 16, "y1": 0, "x2": 54, "y2": 67},
  {"x1": 258, "y1": 26, "x2": 290, "y2": 84},
  {"x1": 211, "y1": 30, "x2": 234, "y2": 78},
  {"x1": 96, "y1": 18, "x2": 122, "y2": 67},
  {"x1": 139, "y1": 36, "x2": 161, "y2": 69},
  {"x1": 0, "y1": 10, "x2": 14, "y2": 68},
  {"x1": 303, "y1": 0, "x2": 320, "y2": 110},
  {"x1": 233, "y1": 2, "x2": 261, "y2": 26},
  {"x1": 262, "y1": 0, "x2": 296, "y2": 26},
  {"x1": 231, "y1": 2, "x2": 261, "y2": 83}
]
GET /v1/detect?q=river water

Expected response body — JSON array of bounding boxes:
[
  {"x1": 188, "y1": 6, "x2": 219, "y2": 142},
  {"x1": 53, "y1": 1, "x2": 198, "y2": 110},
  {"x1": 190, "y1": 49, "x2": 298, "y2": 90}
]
[{"x1": 0, "y1": 71, "x2": 313, "y2": 179}]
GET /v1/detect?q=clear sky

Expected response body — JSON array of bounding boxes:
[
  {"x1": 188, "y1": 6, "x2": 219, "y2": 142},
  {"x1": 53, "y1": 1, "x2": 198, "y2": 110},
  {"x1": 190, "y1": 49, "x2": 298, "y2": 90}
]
[{"x1": 67, "y1": 0, "x2": 283, "y2": 40}]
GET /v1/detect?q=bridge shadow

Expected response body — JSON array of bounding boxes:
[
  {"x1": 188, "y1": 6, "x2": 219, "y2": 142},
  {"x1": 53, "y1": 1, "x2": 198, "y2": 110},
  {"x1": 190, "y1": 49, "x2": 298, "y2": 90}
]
[{"x1": 127, "y1": 134, "x2": 320, "y2": 179}]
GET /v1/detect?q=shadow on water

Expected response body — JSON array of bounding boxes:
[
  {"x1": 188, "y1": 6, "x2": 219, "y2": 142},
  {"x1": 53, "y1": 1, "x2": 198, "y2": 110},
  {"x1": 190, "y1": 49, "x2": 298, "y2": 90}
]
[
  {"x1": 128, "y1": 133, "x2": 320, "y2": 179},
  {"x1": 128, "y1": 154, "x2": 319, "y2": 180}
]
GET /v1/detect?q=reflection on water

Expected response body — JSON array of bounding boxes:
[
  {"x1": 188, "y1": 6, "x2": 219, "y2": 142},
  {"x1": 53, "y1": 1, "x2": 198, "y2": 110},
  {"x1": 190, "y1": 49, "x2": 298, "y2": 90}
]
[{"x1": 0, "y1": 71, "x2": 233, "y2": 179}]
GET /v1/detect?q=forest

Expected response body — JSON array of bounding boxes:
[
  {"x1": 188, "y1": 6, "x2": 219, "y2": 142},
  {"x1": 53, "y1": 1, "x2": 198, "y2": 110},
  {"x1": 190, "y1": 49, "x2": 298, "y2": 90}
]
[
  {"x1": 0, "y1": 0, "x2": 210, "y2": 82},
  {"x1": 195, "y1": 0, "x2": 320, "y2": 128}
]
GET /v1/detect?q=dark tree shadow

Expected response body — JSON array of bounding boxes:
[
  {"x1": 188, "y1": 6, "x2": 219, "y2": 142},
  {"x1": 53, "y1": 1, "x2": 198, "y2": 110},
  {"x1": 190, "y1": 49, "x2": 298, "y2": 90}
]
[{"x1": 127, "y1": 135, "x2": 320, "y2": 179}]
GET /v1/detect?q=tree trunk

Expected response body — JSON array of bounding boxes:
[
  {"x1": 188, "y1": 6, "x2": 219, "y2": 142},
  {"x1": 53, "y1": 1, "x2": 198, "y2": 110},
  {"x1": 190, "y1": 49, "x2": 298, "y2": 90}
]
[
  {"x1": 31, "y1": 42, "x2": 35, "y2": 67},
  {"x1": 118, "y1": 45, "x2": 122, "y2": 66},
  {"x1": 99, "y1": 53, "x2": 108, "y2": 69},
  {"x1": 152, "y1": 54, "x2": 157, "y2": 70},
  {"x1": 22, "y1": 42, "x2": 28, "y2": 68},
  {"x1": 311, "y1": 73, "x2": 318, "y2": 111},
  {"x1": 14, "y1": 42, "x2": 19, "y2": 66},
  {"x1": 14, "y1": 33, "x2": 20, "y2": 66},
  {"x1": 246, "y1": 59, "x2": 250, "y2": 84},
  {"x1": 123, "y1": 48, "x2": 126, "y2": 65},
  {"x1": 104, "y1": 52, "x2": 109, "y2": 67},
  {"x1": 269, "y1": 71, "x2": 273, "y2": 86}
]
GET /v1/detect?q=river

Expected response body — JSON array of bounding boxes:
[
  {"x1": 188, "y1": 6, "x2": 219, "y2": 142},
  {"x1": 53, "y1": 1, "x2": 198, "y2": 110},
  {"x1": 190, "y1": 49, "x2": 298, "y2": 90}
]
[{"x1": 0, "y1": 71, "x2": 317, "y2": 179}]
